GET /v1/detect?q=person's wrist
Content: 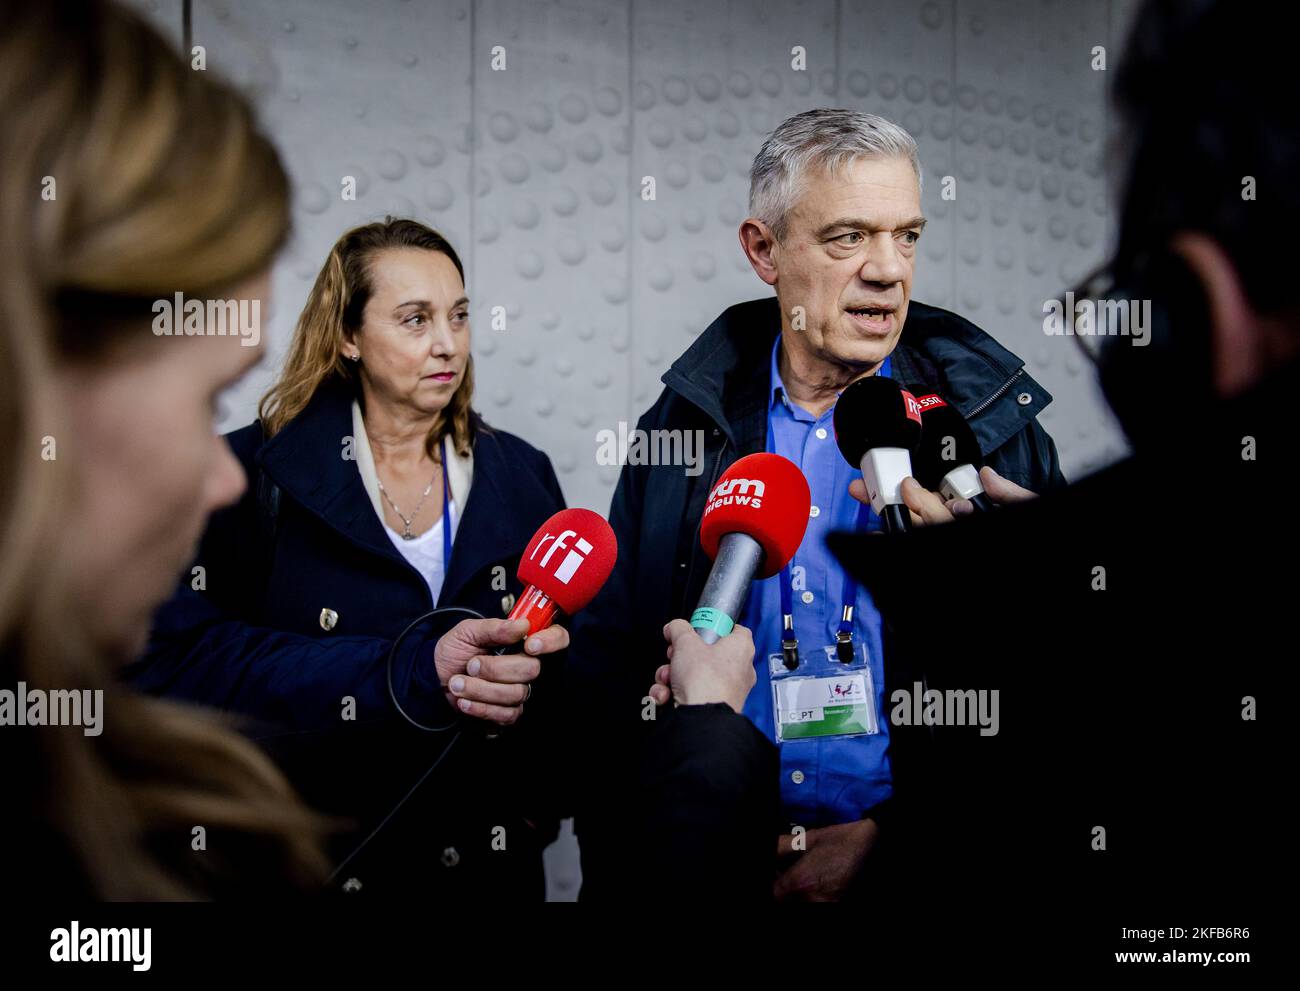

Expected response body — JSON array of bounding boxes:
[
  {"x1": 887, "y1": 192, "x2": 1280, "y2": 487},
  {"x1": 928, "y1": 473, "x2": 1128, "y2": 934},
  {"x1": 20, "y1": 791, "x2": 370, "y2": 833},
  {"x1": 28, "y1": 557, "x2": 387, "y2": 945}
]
[
  {"x1": 408, "y1": 637, "x2": 458, "y2": 720},
  {"x1": 676, "y1": 676, "x2": 746, "y2": 713}
]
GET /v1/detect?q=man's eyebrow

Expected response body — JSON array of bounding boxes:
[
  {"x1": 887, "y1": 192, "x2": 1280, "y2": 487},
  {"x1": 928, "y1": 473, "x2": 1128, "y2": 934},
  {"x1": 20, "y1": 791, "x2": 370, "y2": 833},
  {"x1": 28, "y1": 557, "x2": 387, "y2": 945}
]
[
  {"x1": 815, "y1": 216, "x2": 929, "y2": 237},
  {"x1": 450, "y1": 296, "x2": 469, "y2": 309}
]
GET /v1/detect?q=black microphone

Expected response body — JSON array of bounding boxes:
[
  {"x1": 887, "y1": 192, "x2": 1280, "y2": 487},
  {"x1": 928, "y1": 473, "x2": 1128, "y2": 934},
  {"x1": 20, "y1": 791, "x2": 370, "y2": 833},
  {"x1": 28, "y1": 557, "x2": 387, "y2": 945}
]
[
  {"x1": 910, "y1": 391, "x2": 993, "y2": 512},
  {"x1": 832, "y1": 375, "x2": 924, "y2": 533}
]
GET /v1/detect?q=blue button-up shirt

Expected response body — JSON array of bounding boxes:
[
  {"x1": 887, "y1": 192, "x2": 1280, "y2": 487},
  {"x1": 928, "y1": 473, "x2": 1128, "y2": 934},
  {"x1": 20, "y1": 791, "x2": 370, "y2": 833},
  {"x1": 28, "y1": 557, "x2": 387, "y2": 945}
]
[{"x1": 740, "y1": 334, "x2": 893, "y2": 828}]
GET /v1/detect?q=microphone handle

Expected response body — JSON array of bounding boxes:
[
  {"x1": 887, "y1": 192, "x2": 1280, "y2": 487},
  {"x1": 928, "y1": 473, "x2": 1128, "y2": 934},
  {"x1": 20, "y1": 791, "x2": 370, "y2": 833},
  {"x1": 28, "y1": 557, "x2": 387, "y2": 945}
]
[
  {"x1": 507, "y1": 583, "x2": 560, "y2": 636},
  {"x1": 881, "y1": 503, "x2": 912, "y2": 533},
  {"x1": 858, "y1": 446, "x2": 915, "y2": 536},
  {"x1": 691, "y1": 531, "x2": 764, "y2": 644}
]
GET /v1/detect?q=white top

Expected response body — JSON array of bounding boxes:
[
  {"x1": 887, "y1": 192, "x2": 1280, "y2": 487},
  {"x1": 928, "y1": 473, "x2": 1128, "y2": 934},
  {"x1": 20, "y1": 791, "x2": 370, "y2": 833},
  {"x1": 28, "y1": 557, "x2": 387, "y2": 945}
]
[{"x1": 352, "y1": 400, "x2": 474, "y2": 605}]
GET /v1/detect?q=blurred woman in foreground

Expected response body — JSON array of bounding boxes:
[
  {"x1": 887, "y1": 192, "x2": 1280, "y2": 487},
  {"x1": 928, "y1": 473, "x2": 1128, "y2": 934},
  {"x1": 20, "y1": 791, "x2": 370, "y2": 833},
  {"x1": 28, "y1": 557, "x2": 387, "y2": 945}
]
[{"x1": 0, "y1": 0, "x2": 330, "y2": 898}]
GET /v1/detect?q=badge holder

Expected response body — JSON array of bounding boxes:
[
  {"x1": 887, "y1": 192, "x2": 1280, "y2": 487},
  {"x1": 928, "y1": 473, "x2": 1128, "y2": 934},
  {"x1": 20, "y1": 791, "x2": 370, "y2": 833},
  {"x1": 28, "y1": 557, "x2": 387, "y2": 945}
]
[
  {"x1": 768, "y1": 575, "x2": 878, "y2": 744},
  {"x1": 761, "y1": 407, "x2": 882, "y2": 745}
]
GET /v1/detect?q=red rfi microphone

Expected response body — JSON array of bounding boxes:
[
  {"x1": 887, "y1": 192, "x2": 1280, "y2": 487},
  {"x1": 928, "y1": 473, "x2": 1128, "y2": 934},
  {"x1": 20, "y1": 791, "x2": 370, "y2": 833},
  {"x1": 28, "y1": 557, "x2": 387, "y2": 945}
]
[
  {"x1": 691, "y1": 453, "x2": 811, "y2": 643},
  {"x1": 510, "y1": 508, "x2": 618, "y2": 635}
]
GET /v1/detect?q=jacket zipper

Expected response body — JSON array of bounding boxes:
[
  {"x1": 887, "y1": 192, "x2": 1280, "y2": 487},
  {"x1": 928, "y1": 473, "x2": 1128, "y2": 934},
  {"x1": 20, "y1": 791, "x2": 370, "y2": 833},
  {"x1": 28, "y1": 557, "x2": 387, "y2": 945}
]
[{"x1": 965, "y1": 367, "x2": 1024, "y2": 419}]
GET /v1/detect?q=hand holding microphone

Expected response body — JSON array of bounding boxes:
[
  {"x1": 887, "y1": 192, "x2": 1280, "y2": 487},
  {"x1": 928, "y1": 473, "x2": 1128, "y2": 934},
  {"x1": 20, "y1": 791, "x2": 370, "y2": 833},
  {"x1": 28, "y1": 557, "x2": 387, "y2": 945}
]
[
  {"x1": 839, "y1": 384, "x2": 1038, "y2": 526},
  {"x1": 948, "y1": 466, "x2": 1037, "y2": 516},
  {"x1": 648, "y1": 619, "x2": 756, "y2": 713},
  {"x1": 905, "y1": 391, "x2": 1039, "y2": 522},
  {"x1": 434, "y1": 508, "x2": 617, "y2": 726},
  {"x1": 435, "y1": 617, "x2": 563, "y2": 725}
]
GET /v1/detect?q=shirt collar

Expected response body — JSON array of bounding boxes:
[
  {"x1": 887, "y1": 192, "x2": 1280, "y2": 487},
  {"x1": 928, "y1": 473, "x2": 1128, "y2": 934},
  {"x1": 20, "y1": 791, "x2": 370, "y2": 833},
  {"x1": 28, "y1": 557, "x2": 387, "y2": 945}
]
[{"x1": 769, "y1": 332, "x2": 787, "y2": 411}]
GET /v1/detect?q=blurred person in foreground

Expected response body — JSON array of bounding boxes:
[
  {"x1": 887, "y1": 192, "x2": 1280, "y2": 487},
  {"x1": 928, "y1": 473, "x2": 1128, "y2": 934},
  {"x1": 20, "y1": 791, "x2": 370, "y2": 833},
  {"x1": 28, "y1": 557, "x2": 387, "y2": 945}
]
[
  {"x1": 829, "y1": 0, "x2": 1286, "y2": 938},
  {"x1": 0, "y1": 0, "x2": 329, "y2": 899}
]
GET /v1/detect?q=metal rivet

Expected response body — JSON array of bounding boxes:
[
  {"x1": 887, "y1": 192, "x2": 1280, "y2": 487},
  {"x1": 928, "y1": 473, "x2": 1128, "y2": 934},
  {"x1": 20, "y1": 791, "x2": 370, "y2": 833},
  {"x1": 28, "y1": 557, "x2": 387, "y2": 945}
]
[
  {"x1": 319, "y1": 608, "x2": 338, "y2": 632},
  {"x1": 440, "y1": 846, "x2": 461, "y2": 868},
  {"x1": 1016, "y1": 392, "x2": 1032, "y2": 406}
]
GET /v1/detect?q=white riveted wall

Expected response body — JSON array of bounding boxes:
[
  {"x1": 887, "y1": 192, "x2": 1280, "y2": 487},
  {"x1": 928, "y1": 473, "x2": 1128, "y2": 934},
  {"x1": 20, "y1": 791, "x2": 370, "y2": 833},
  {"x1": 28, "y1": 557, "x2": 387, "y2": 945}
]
[{"x1": 128, "y1": 0, "x2": 1144, "y2": 899}]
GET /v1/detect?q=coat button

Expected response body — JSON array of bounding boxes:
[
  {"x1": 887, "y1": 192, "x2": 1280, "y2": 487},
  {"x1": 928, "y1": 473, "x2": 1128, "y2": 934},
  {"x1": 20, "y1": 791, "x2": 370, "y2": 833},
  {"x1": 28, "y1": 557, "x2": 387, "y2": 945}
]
[
  {"x1": 319, "y1": 608, "x2": 339, "y2": 632},
  {"x1": 501, "y1": 593, "x2": 516, "y2": 615},
  {"x1": 790, "y1": 770, "x2": 805, "y2": 785},
  {"x1": 440, "y1": 846, "x2": 461, "y2": 868},
  {"x1": 341, "y1": 877, "x2": 362, "y2": 893},
  {"x1": 1016, "y1": 392, "x2": 1032, "y2": 406}
]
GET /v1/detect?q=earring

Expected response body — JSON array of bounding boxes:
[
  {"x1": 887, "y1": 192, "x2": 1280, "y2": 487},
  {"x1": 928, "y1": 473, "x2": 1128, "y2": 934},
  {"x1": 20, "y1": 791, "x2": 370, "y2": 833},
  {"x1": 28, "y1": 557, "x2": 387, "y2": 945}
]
[{"x1": 348, "y1": 352, "x2": 361, "y2": 362}]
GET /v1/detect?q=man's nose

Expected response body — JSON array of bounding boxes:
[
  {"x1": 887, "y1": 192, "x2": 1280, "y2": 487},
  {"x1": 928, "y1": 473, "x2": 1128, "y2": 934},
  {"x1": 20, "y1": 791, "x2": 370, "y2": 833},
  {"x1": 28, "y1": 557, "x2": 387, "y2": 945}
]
[{"x1": 857, "y1": 233, "x2": 908, "y2": 285}]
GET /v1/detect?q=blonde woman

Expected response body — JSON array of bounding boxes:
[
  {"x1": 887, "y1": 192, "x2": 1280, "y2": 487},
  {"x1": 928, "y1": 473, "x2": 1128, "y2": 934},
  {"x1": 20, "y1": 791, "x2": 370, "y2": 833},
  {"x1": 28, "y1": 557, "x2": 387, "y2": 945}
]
[
  {"x1": 132, "y1": 218, "x2": 571, "y2": 901},
  {"x1": 0, "y1": 0, "x2": 329, "y2": 898}
]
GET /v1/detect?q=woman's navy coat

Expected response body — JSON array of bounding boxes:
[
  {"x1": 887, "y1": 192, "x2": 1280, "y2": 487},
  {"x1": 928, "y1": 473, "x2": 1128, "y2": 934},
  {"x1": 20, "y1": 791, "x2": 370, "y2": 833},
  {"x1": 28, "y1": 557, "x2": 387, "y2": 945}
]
[{"x1": 127, "y1": 377, "x2": 567, "y2": 900}]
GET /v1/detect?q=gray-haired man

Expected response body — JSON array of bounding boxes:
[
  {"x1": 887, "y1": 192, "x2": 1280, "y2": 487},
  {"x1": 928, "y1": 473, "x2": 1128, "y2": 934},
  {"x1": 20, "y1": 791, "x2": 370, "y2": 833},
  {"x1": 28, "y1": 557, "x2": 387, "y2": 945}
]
[{"x1": 567, "y1": 108, "x2": 1064, "y2": 901}]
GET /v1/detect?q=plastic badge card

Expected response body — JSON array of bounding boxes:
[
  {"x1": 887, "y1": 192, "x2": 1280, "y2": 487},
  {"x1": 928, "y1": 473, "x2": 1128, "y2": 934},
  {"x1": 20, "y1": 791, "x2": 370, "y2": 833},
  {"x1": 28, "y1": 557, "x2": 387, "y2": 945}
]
[{"x1": 772, "y1": 666, "x2": 878, "y2": 742}]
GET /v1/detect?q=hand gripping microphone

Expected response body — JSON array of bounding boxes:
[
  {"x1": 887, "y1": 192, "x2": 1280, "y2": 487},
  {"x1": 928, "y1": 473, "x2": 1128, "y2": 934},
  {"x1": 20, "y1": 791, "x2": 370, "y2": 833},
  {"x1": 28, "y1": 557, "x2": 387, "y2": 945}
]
[
  {"x1": 832, "y1": 375, "x2": 923, "y2": 533},
  {"x1": 511, "y1": 508, "x2": 618, "y2": 635},
  {"x1": 691, "y1": 453, "x2": 811, "y2": 644},
  {"x1": 909, "y1": 392, "x2": 993, "y2": 512}
]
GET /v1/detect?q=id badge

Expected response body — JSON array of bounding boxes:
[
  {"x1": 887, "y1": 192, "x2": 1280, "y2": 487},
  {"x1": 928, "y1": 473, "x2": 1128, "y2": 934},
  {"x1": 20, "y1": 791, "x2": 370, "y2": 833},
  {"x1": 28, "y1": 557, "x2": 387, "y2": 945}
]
[{"x1": 769, "y1": 641, "x2": 879, "y2": 743}]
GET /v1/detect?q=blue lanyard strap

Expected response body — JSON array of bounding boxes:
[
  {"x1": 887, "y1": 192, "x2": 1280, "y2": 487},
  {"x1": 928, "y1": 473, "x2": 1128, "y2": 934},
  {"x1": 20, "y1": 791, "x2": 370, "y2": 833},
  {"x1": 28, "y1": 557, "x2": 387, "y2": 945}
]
[
  {"x1": 441, "y1": 436, "x2": 453, "y2": 578},
  {"x1": 767, "y1": 357, "x2": 881, "y2": 667}
]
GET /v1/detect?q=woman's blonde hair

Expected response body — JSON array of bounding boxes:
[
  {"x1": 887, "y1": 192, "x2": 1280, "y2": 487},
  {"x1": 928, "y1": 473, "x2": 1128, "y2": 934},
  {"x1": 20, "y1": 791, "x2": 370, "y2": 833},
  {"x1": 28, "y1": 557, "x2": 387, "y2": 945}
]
[
  {"x1": 0, "y1": 0, "x2": 329, "y2": 898},
  {"x1": 260, "y1": 217, "x2": 478, "y2": 460}
]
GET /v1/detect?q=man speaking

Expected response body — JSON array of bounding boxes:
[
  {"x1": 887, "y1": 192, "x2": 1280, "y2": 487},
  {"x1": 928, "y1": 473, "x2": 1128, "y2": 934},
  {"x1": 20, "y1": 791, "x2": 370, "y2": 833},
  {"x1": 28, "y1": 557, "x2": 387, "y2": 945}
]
[{"x1": 567, "y1": 108, "x2": 1064, "y2": 900}]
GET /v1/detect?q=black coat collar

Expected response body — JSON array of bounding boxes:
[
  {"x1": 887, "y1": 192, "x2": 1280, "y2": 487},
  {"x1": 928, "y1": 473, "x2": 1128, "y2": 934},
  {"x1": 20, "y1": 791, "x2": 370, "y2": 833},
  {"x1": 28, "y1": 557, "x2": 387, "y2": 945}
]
[
  {"x1": 661, "y1": 296, "x2": 1054, "y2": 457},
  {"x1": 255, "y1": 378, "x2": 536, "y2": 606}
]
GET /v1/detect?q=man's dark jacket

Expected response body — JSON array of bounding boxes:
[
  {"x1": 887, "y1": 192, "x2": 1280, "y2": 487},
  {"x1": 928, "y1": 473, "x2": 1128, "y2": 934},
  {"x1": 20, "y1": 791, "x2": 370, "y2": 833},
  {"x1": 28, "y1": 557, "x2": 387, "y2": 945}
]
[
  {"x1": 565, "y1": 296, "x2": 1067, "y2": 898},
  {"x1": 125, "y1": 377, "x2": 567, "y2": 901}
]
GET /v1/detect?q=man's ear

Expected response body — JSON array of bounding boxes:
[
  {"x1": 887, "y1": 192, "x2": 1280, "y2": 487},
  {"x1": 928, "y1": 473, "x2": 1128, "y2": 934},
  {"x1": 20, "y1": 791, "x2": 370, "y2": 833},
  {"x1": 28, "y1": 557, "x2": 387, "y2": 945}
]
[
  {"x1": 1168, "y1": 232, "x2": 1262, "y2": 398},
  {"x1": 739, "y1": 219, "x2": 779, "y2": 287}
]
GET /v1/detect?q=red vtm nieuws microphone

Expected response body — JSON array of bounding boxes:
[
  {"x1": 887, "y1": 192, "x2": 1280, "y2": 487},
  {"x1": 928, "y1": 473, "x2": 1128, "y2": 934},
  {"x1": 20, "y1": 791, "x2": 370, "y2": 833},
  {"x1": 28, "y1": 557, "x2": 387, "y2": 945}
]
[
  {"x1": 691, "y1": 453, "x2": 811, "y2": 643},
  {"x1": 510, "y1": 508, "x2": 618, "y2": 635}
]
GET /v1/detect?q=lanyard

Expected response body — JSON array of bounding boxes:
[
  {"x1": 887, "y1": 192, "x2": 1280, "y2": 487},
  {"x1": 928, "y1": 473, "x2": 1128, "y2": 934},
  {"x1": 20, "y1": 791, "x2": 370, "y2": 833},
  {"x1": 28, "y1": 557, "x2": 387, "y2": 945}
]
[
  {"x1": 769, "y1": 354, "x2": 889, "y2": 669},
  {"x1": 441, "y1": 435, "x2": 453, "y2": 576}
]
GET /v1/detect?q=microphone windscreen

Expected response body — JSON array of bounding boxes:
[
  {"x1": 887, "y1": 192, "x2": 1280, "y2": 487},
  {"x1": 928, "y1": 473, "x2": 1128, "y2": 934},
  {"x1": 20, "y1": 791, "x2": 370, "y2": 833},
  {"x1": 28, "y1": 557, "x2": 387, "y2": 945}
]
[
  {"x1": 832, "y1": 375, "x2": 923, "y2": 466},
  {"x1": 700, "y1": 453, "x2": 810, "y2": 578},
  {"x1": 909, "y1": 392, "x2": 984, "y2": 489},
  {"x1": 517, "y1": 508, "x2": 618, "y2": 615}
]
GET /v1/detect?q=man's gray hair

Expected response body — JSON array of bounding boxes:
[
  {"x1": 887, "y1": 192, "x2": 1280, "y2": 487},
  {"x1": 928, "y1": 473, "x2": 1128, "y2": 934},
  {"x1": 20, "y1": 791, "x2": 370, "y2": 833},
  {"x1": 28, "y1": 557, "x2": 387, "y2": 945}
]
[{"x1": 749, "y1": 108, "x2": 922, "y2": 239}]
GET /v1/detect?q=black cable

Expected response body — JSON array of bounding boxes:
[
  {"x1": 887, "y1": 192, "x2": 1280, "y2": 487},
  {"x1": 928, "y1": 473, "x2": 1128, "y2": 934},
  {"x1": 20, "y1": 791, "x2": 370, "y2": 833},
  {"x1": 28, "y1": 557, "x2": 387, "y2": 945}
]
[
  {"x1": 386, "y1": 605, "x2": 485, "y2": 732},
  {"x1": 327, "y1": 728, "x2": 462, "y2": 885},
  {"x1": 328, "y1": 605, "x2": 487, "y2": 886}
]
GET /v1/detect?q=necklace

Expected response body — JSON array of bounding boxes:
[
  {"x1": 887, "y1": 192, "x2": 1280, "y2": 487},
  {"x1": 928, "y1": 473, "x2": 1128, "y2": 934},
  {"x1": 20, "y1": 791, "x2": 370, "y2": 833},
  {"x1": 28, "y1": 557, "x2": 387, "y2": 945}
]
[{"x1": 377, "y1": 464, "x2": 441, "y2": 540}]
